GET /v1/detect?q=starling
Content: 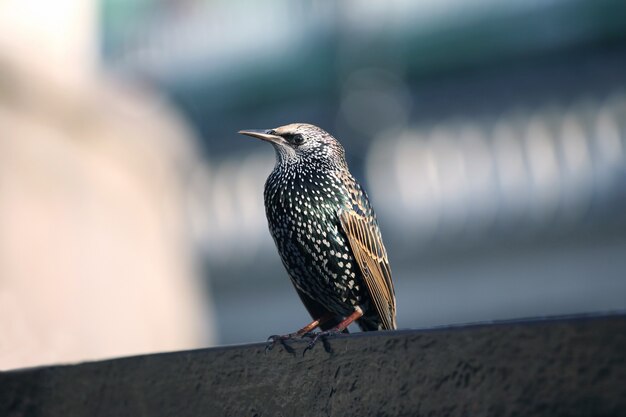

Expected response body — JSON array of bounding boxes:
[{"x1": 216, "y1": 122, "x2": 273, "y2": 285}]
[{"x1": 239, "y1": 123, "x2": 396, "y2": 349}]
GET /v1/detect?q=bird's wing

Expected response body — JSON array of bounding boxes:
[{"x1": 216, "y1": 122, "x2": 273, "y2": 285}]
[{"x1": 339, "y1": 208, "x2": 397, "y2": 329}]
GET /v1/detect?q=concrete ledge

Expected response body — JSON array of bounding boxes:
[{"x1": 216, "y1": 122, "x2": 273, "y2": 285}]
[{"x1": 1, "y1": 313, "x2": 625, "y2": 417}]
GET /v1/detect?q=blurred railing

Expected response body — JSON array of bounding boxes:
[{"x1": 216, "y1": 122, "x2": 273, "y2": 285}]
[
  {"x1": 191, "y1": 91, "x2": 626, "y2": 266},
  {"x1": 368, "y1": 92, "x2": 626, "y2": 248}
]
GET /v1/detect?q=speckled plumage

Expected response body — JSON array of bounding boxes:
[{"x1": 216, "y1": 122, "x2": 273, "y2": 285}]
[{"x1": 240, "y1": 123, "x2": 396, "y2": 334}]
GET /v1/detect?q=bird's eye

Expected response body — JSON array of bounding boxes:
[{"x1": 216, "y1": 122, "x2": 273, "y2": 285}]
[{"x1": 285, "y1": 134, "x2": 304, "y2": 145}]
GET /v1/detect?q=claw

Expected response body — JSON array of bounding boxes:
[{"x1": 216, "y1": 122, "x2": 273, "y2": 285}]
[
  {"x1": 265, "y1": 315, "x2": 337, "y2": 354},
  {"x1": 265, "y1": 335, "x2": 280, "y2": 353},
  {"x1": 265, "y1": 333, "x2": 297, "y2": 355},
  {"x1": 302, "y1": 329, "x2": 341, "y2": 356}
]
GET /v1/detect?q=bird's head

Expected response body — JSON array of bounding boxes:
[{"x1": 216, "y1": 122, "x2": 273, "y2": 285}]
[{"x1": 239, "y1": 123, "x2": 346, "y2": 169}]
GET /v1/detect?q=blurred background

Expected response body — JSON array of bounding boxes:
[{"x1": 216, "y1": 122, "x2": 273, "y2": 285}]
[{"x1": 1, "y1": 0, "x2": 626, "y2": 369}]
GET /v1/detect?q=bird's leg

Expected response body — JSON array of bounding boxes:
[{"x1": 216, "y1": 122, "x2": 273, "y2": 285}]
[
  {"x1": 296, "y1": 315, "x2": 330, "y2": 336},
  {"x1": 304, "y1": 307, "x2": 363, "y2": 355},
  {"x1": 265, "y1": 313, "x2": 334, "y2": 353}
]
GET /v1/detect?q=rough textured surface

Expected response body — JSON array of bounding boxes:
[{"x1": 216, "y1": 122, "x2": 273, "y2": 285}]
[{"x1": 1, "y1": 314, "x2": 625, "y2": 417}]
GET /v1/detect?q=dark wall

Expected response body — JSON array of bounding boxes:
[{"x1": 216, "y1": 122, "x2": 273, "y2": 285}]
[{"x1": 2, "y1": 313, "x2": 625, "y2": 417}]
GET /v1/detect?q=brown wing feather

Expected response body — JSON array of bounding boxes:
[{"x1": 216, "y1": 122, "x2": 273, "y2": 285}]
[{"x1": 339, "y1": 209, "x2": 397, "y2": 330}]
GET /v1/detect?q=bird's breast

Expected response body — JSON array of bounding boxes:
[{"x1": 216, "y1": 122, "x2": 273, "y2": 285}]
[
  {"x1": 263, "y1": 167, "x2": 367, "y2": 312},
  {"x1": 264, "y1": 169, "x2": 352, "y2": 262}
]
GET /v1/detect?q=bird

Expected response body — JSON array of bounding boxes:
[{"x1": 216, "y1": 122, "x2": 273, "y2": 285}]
[{"x1": 239, "y1": 123, "x2": 396, "y2": 351}]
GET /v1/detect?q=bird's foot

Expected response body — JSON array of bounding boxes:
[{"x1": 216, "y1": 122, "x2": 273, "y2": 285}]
[
  {"x1": 303, "y1": 329, "x2": 342, "y2": 355},
  {"x1": 265, "y1": 333, "x2": 302, "y2": 354}
]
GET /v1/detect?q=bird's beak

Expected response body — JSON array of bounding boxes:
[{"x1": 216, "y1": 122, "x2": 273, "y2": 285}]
[{"x1": 238, "y1": 129, "x2": 285, "y2": 145}]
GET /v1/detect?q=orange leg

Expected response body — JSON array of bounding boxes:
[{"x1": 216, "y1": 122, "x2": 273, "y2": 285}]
[
  {"x1": 329, "y1": 308, "x2": 363, "y2": 332},
  {"x1": 294, "y1": 313, "x2": 334, "y2": 336},
  {"x1": 303, "y1": 307, "x2": 363, "y2": 354}
]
